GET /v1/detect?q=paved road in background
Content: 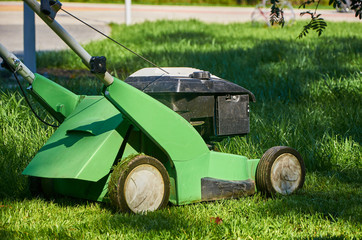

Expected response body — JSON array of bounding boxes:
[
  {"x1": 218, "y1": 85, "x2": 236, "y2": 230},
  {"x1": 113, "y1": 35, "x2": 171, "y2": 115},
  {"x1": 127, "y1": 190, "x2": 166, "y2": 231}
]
[{"x1": 0, "y1": 1, "x2": 360, "y2": 53}]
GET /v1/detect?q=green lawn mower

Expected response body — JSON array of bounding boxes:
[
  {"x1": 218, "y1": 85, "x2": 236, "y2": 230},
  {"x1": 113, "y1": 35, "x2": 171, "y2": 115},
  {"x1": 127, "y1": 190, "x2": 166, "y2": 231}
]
[{"x1": 0, "y1": 0, "x2": 306, "y2": 213}]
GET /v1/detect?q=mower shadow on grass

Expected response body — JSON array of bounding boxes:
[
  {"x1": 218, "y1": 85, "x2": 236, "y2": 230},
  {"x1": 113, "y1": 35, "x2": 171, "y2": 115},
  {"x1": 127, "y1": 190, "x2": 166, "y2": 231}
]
[
  {"x1": 265, "y1": 168, "x2": 361, "y2": 222},
  {"x1": 266, "y1": 191, "x2": 361, "y2": 225},
  {"x1": 100, "y1": 208, "x2": 199, "y2": 233},
  {"x1": 24, "y1": 195, "x2": 204, "y2": 233}
]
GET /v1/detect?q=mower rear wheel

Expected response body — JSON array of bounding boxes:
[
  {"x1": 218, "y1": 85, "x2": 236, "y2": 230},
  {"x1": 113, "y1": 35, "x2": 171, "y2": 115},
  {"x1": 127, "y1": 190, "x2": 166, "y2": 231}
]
[
  {"x1": 256, "y1": 146, "x2": 305, "y2": 195},
  {"x1": 109, "y1": 154, "x2": 170, "y2": 213}
]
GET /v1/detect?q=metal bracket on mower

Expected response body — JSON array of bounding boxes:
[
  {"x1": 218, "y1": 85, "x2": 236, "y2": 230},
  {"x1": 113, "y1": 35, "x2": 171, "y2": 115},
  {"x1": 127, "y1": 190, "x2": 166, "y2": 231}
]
[
  {"x1": 90, "y1": 56, "x2": 107, "y2": 74},
  {"x1": 40, "y1": 0, "x2": 62, "y2": 21}
]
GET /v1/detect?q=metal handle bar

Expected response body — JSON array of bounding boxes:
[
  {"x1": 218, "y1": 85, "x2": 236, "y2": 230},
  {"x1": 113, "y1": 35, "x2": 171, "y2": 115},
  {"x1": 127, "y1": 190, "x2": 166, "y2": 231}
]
[
  {"x1": 23, "y1": 0, "x2": 114, "y2": 86},
  {"x1": 0, "y1": 43, "x2": 35, "y2": 84}
]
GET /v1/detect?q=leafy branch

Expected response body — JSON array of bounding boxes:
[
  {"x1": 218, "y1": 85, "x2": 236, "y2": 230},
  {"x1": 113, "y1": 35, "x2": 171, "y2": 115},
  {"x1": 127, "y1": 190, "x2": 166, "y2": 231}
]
[
  {"x1": 298, "y1": 12, "x2": 327, "y2": 38},
  {"x1": 270, "y1": 0, "x2": 285, "y2": 26},
  {"x1": 270, "y1": 0, "x2": 361, "y2": 38},
  {"x1": 350, "y1": 0, "x2": 362, "y2": 19}
]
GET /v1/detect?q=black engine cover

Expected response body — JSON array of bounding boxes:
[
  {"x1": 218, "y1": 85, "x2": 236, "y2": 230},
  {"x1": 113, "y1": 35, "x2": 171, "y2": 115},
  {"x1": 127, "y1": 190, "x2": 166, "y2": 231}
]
[{"x1": 125, "y1": 67, "x2": 255, "y2": 141}]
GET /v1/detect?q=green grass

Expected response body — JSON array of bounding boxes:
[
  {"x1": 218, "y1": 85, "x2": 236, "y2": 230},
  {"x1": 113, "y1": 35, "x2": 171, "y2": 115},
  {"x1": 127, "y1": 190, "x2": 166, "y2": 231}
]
[
  {"x1": 0, "y1": 20, "x2": 361, "y2": 239},
  {"x1": 0, "y1": 174, "x2": 361, "y2": 239}
]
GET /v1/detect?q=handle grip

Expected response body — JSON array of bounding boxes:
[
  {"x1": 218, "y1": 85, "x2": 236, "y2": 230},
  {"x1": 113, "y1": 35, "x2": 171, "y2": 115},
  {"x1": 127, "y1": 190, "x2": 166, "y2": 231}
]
[{"x1": 40, "y1": 0, "x2": 51, "y2": 15}]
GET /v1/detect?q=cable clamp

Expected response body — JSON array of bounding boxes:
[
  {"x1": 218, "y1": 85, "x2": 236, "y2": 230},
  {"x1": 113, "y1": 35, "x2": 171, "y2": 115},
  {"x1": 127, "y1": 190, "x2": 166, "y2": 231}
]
[
  {"x1": 12, "y1": 59, "x2": 22, "y2": 73},
  {"x1": 90, "y1": 56, "x2": 107, "y2": 74}
]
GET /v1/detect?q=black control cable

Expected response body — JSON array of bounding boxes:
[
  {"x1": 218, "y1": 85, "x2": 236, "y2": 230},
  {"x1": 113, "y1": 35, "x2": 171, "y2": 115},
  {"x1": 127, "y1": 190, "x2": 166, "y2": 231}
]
[
  {"x1": 1, "y1": 60, "x2": 59, "y2": 128},
  {"x1": 60, "y1": 8, "x2": 170, "y2": 75}
]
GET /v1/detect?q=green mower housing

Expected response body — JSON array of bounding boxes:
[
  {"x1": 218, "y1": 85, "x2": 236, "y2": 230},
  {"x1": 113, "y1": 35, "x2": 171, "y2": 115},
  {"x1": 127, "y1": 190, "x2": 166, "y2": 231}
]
[
  {"x1": 23, "y1": 72, "x2": 260, "y2": 206},
  {"x1": 1, "y1": 0, "x2": 306, "y2": 213}
]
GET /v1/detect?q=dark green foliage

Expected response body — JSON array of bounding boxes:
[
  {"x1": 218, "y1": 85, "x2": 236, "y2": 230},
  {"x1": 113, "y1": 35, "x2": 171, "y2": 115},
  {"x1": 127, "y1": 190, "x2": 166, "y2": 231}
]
[
  {"x1": 300, "y1": 0, "x2": 317, "y2": 8},
  {"x1": 297, "y1": 0, "x2": 361, "y2": 37},
  {"x1": 298, "y1": 13, "x2": 327, "y2": 38},
  {"x1": 270, "y1": 0, "x2": 285, "y2": 26},
  {"x1": 350, "y1": 0, "x2": 362, "y2": 18},
  {"x1": 328, "y1": 0, "x2": 361, "y2": 15}
]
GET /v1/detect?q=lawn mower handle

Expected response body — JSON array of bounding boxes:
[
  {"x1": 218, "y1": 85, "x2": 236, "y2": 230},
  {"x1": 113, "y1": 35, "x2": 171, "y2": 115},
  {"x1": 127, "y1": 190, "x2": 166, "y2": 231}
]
[
  {"x1": 0, "y1": 42, "x2": 82, "y2": 122},
  {"x1": 0, "y1": 43, "x2": 35, "y2": 84},
  {"x1": 23, "y1": 0, "x2": 114, "y2": 86}
]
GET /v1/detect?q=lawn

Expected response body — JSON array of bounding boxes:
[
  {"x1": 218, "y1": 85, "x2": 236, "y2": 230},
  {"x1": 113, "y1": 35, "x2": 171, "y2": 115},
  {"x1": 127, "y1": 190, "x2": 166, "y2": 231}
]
[{"x1": 0, "y1": 20, "x2": 361, "y2": 239}]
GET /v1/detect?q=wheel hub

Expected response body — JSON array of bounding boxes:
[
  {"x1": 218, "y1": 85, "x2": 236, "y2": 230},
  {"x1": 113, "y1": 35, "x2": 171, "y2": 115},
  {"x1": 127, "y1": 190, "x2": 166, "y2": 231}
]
[
  {"x1": 124, "y1": 164, "x2": 165, "y2": 213},
  {"x1": 271, "y1": 153, "x2": 302, "y2": 195}
]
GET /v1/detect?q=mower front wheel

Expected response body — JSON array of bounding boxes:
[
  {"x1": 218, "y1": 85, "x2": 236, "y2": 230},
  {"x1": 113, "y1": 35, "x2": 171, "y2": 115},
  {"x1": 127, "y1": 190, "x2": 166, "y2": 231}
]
[
  {"x1": 109, "y1": 154, "x2": 170, "y2": 213},
  {"x1": 256, "y1": 146, "x2": 305, "y2": 196}
]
